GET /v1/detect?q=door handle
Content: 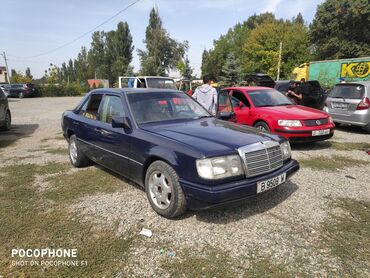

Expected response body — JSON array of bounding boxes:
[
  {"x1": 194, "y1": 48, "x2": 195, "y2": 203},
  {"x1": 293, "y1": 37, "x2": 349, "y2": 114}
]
[{"x1": 94, "y1": 128, "x2": 111, "y2": 136}]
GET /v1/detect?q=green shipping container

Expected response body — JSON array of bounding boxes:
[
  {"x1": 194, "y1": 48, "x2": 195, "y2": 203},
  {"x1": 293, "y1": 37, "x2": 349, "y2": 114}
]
[{"x1": 308, "y1": 57, "x2": 370, "y2": 88}]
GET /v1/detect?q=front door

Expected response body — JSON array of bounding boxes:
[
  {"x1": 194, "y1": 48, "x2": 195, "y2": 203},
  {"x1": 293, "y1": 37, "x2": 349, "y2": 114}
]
[{"x1": 94, "y1": 94, "x2": 130, "y2": 175}]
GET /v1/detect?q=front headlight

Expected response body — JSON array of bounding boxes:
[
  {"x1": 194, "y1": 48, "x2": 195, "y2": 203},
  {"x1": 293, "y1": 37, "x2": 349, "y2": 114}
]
[
  {"x1": 280, "y1": 141, "x2": 291, "y2": 161},
  {"x1": 196, "y1": 155, "x2": 244, "y2": 180},
  {"x1": 278, "y1": 120, "x2": 302, "y2": 127}
]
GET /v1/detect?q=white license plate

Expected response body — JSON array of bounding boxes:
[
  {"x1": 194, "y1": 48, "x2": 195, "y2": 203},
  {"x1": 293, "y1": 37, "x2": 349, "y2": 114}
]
[
  {"x1": 257, "y1": 173, "x2": 286, "y2": 194},
  {"x1": 312, "y1": 129, "x2": 330, "y2": 136}
]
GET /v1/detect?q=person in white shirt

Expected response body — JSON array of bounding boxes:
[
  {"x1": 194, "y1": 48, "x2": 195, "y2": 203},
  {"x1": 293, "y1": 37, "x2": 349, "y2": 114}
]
[{"x1": 192, "y1": 75, "x2": 218, "y2": 115}]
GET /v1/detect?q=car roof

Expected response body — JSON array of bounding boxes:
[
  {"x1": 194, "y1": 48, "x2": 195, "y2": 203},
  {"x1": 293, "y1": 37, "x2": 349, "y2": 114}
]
[
  {"x1": 334, "y1": 81, "x2": 370, "y2": 89},
  {"x1": 225, "y1": 86, "x2": 274, "y2": 91},
  {"x1": 90, "y1": 88, "x2": 182, "y2": 95}
]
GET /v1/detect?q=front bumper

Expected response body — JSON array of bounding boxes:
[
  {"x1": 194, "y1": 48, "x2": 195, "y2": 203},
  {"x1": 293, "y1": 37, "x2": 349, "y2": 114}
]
[
  {"x1": 274, "y1": 125, "x2": 335, "y2": 142},
  {"x1": 180, "y1": 159, "x2": 299, "y2": 210}
]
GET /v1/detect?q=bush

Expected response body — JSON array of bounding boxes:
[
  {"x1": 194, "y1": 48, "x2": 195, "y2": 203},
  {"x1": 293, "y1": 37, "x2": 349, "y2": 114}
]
[{"x1": 37, "y1": 82, "x2": 90, "y2": 97}]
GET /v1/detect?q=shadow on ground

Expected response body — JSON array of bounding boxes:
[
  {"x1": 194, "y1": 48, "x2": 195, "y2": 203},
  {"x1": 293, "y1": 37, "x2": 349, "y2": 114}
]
[
  {"x1": 192, "y1": 181, "x2": 299, "y2": 224},
  {"x1": 291, "y1": 141, "x2": 332, "y2": 151},
  {"x1": 335, "y1": 124, "x2": 369, "y2": 135},
  {"x1": 0, "y1": 124, "x2": 39, "y2": 149}
]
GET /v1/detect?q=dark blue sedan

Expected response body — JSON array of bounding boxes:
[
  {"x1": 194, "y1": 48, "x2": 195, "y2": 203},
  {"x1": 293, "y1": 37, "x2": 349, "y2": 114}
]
[{"x1": 62, "y1": 89, "x2": 299, "y2": 218}]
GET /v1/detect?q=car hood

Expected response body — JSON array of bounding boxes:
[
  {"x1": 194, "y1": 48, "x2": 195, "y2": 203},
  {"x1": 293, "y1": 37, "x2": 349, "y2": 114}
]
[
  {"x1": 256, "y1": 105, "x2": 329, "y2": 120},
  {"x1": 141, "y1": 118, "x2": 281, "y2": 157}
]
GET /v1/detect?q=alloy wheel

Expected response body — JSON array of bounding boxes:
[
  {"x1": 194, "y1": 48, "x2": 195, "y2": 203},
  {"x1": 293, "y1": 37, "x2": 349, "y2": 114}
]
[{"x1": 148, "y1": 171, "x2": 172, "y2": 209}]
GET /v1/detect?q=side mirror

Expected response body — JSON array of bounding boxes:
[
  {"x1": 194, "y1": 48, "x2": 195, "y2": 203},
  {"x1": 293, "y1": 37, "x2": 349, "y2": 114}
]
[
  {"x1": 112, "y1": 116, "x2": 131, "y2": 129},
  {"x1": 239, "y1": 101, "x2": 243, "y2": 109},
  {"x1": 217, "y1": 112, "x2": 235, "y2": 121}
]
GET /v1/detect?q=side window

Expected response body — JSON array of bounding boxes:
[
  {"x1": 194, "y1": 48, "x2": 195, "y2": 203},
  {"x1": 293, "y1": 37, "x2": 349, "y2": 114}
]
[
  {"x1": 138, "y1": 78, "x2": 147, "y2": 88},
  {"x1": 99, "y1": 95, "x2": 125, "y2": 124},
  {"x1": 80, "y1": 94, "x2": 103, "y2": 120},
  {"x1": 217, "y1": 90, "x2": 233, "y2": 112},
  {"x1": 232, "y1": 91, "x2": 250, "y2": 107}
]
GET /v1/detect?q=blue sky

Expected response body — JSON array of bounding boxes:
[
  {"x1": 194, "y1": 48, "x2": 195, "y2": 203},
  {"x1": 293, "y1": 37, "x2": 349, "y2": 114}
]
[{"x1": 0, "y1": 0, "x2": 325, "y2": 78}]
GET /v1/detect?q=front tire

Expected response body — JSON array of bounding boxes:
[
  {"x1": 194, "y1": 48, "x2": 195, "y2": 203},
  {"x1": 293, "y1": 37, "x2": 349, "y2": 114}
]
[
  {"x1": 0, "y1": 110, "x2": 11, "y2": 131},
  {"x1": 68, "y1": 134, "x2": 90, "y2": 167},
  {"x1": 145, "y1": 161, "x2": 186, "y2": 218},
  {"x1": 254, "y1": 121, "x2": 270, "y2": 132}
]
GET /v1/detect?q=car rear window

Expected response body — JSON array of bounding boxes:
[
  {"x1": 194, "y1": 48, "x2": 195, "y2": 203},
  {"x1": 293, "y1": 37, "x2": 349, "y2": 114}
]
[{"x1": 330, "y1": 84, "x2": 364, "y2": 99}]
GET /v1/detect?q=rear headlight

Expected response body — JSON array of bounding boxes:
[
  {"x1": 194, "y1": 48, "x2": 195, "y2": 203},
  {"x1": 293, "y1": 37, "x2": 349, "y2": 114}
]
[{"x1": 357, "y1": 97, "x2": 370, "y2": 110}]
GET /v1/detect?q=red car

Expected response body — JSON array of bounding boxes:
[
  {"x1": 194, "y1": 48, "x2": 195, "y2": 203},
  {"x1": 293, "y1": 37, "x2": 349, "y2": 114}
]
[{"x1": 222, "y1": 86, "x2": 335, "y2": 142}]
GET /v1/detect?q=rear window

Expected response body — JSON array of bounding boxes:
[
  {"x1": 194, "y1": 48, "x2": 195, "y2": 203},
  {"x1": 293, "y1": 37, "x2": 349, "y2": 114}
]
[{"x1": 330, "y1": 84, "x2": 364, "y2": 99}]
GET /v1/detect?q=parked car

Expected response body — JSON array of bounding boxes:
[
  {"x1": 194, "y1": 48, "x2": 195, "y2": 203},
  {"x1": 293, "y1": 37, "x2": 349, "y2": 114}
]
[
  {"x1": 245, "y1": 73, "x2": 276, "y2": 88},
  {"x1": 7, "y1": 83, "x2": 39, "y2": 98},
  {"x1": 0, "y1": 87, "x2": 11, "y2": 130},
  {"x1": 275, "y1": 80, "x2": 327, "y2": 110},
  {"x1": 62, "y1": 89, "x2": 299, "y2": 218},
  {"x1": 1, "y1": 84, "x2": 10, "y2": 97},
  {"x1": 324, "y1": 81, "x2": 370, "y2": 133},
  {"x1": 222, "y1": 86, "x2": 335, "y2": 142}
]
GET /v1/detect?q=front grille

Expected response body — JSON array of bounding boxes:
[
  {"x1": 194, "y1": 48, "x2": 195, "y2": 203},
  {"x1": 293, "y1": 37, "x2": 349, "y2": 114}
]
[
  {"x1": 303, "y1": 118, "x2": 328, "y2": 126},
  {"x1": 239, "y1": 142, "x2": 283, "y2": 177}
]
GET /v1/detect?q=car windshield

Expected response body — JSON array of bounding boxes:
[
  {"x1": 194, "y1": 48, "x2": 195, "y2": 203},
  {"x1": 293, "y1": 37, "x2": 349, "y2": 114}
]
[
  {"x1": 247, "y1": 89, "x2": 293, "y2": 107},
  {"x1": 127, "y1": 92, "x2": 211, "y2": 124},
  {"x1": 329, "y1": 84, "x2": 364, "y2": 99},
  {"x1": 146, "y1": 78, "x2": 177, "y2": 89}
]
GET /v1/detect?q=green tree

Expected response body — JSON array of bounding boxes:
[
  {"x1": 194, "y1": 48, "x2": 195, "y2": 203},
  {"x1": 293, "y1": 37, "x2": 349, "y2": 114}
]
[
  {"x1": 243, "y1": 20, "x2": 311, "y2": 79},
  {"x1": 74, "y1": 46, "x2": 88, "y2": 82},
  {"x1": 221, "y1": 53, "x2": 241, "y2": 85},
  {"x1": 138, "y1": 8, "x2": 188, "y2": 75},
  {"x1": 309, "y1": 0, "x2": 370, "y2": 59},
  {"x1": 178, "y1": 56, "x2": 193, "y2": 79},
  {"x1": 87, "y1": 31, "x2": 106, "y2": 79},
  {"x1": 201, "y1": 13, "x2": 276, "y2": 79},
  {"x1": 10, "y1": 70, "x2": 32, "y2": 83},
  {"x1": 25, "y1": 67, "x2": 33, "y2": 80}
]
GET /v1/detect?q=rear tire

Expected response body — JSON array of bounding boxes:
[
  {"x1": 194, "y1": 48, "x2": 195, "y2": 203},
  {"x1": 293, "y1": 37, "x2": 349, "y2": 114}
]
[
  {"x1": 68, "y1": 134, "x2": 90, "y2": 167},
  {"x1": 0, "y1": 110, "x2": 11, "y2": 131},
  {"x1": 362, "y1": 124, "x2": 370, "y2": 134},
  {"x1": 254, "y1": 121, "x2": 270, "y2": 132},
  {"x1": 145, "y1": 161, "x2": 186, "y2": 218}
]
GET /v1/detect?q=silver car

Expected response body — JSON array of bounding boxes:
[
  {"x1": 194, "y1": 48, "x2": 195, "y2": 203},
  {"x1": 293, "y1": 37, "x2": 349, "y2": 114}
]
[{"x1": 325, "y1": 81, "x2": 370, "y2": 133}]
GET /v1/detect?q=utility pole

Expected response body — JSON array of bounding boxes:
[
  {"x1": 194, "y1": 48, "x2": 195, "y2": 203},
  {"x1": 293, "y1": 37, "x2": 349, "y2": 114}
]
[
  {"x1": 276, "y1": 42, "x2": 282, "y2": 81},
  {"x1": 1, "y1": 52, "x2": 11, "y2": 84}
]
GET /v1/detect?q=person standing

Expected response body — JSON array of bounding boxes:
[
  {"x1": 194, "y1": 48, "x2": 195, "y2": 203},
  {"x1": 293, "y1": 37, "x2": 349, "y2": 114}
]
[{"x1": 192, "y1": 75, "x2": 218, "y2": 115}]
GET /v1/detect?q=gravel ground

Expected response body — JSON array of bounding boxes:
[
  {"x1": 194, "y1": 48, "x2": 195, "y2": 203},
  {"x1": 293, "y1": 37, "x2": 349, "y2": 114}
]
[{"x1": 1, "y1": 97, "x2": 369, "y2": 276}]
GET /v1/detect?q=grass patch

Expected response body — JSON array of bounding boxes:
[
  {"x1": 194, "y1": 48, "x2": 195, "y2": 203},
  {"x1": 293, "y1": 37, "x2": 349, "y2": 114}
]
[
  {"x1": 0, "y1": 140, "x2": 15, "y2": 149},
  {"x1": 162, "y1": 248, "x2": 294, "y2": 278},
  {"x1": 44, "y1": 167, "x2": 124, "y2": 202},
  {"x1": 45, "y1": 148, "x2": 68, "y2": 155},
  {"x1": 330, "y1": 142, "x2": 370, "y2": 151},
  {"x1": 162, "y1": 249, "x2": 238, "y2": 277},
  {"x1": 299, "y1": 155, "x2": 368, "y2": 171},
  {"x1": 320, "y1": 198, "x2": 370, "y2": 277},
  {"x1": 0, "y1": 162, "x2": 136, "y2": 277}
]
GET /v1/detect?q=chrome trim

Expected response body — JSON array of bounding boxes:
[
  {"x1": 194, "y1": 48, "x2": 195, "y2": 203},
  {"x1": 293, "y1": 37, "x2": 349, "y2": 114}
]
[
  {"x1": 77, "y1": 138, "x2": 143, "y2": 165},
  {"x1": 238, "y1": 141, "x2": 283, "y2": 177}
]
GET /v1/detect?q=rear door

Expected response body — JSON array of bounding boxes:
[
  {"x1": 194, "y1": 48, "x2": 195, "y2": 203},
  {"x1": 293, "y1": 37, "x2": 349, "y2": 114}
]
[
  {"x1": 327, "y1": 84, "x2": 365, "y2": 116},
  {"x1": 74, "y1": 93, "x2": 104, "y2": 160},
  {"x1": 93, "y1": 94, "x2": 130, "y2": 175}
]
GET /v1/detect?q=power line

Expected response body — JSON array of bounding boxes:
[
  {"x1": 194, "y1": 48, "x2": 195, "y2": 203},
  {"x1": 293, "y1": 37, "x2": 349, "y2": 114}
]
[{"x1": 16, "y1": 0, "x2": 142, "y2": 59}]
